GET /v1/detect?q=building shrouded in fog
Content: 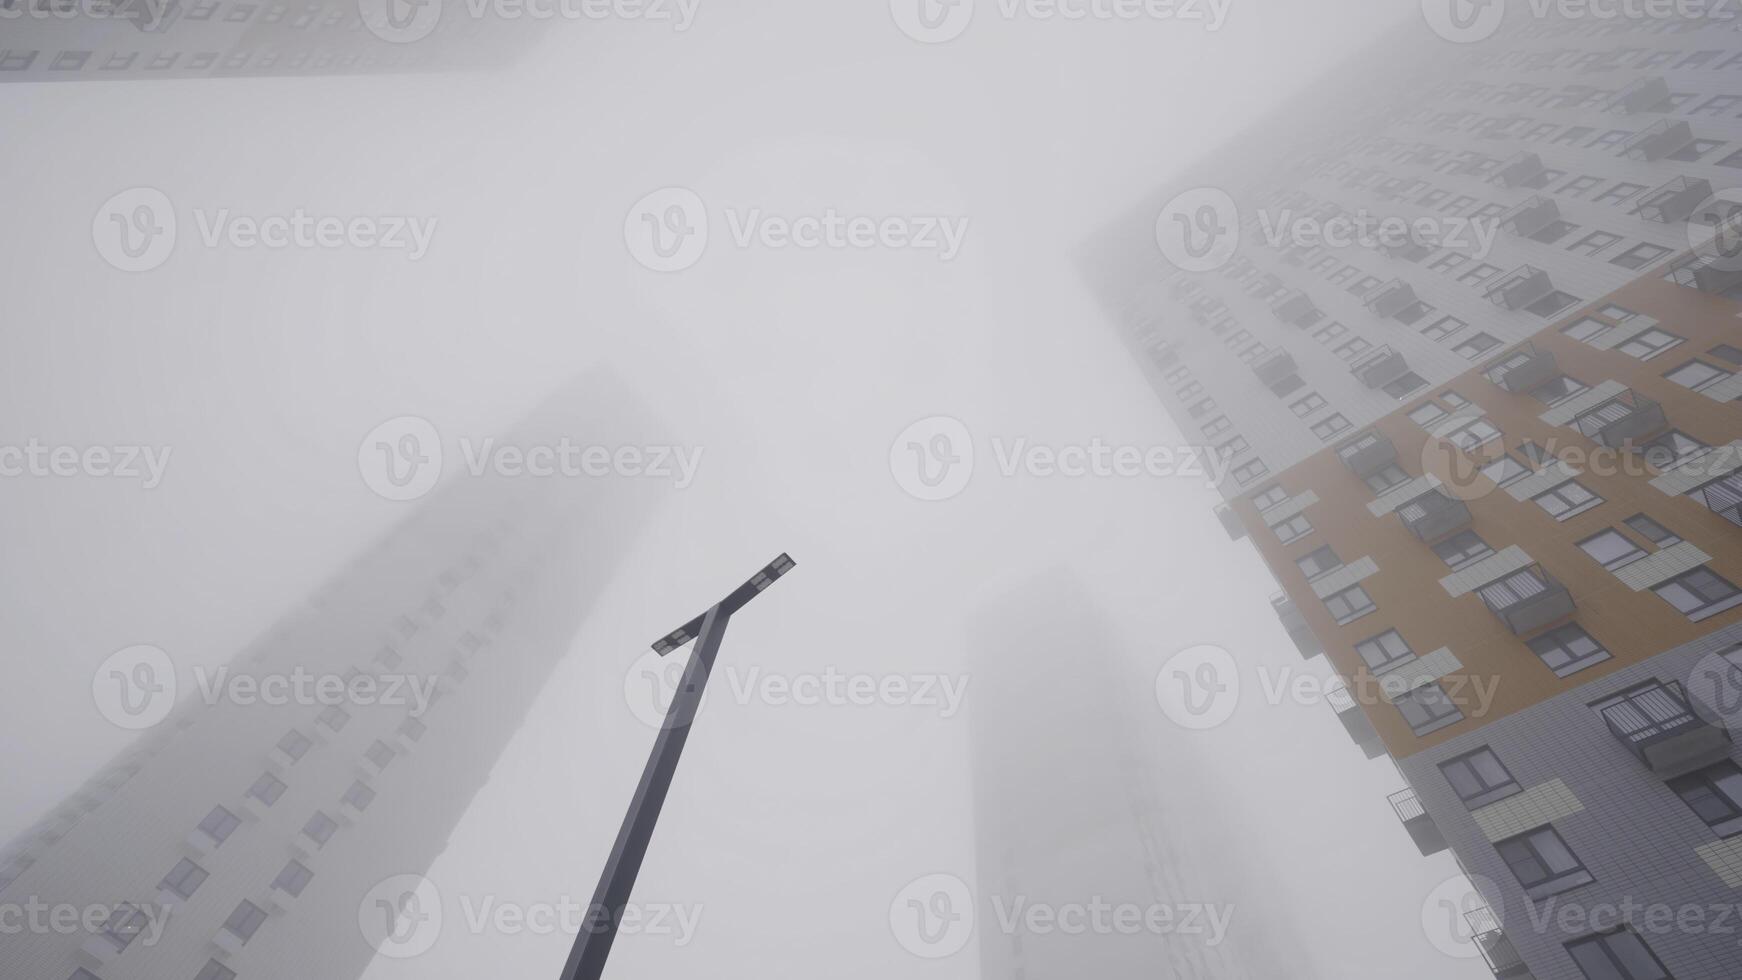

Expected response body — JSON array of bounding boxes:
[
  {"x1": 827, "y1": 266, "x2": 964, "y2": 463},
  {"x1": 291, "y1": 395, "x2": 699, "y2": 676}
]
[
  {"x1": 1084, "y1": 9, "x2": 1742, "y2": 979},
  {"x1": 0, "y1": 371, "x2": 664, "y2": 980},
  {"x1": 968, "y1": 571, "x2": 1298, "y2": 979}
]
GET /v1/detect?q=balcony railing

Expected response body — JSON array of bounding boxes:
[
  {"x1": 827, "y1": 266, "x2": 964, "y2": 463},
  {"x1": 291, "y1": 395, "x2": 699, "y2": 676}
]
[
  {"x1": 1500, "y1": 196, "x2": 1560, "y2": 240},
  {"x1": 1337, "y1": 430, "x2": 1398, "y2": 477},
  {"x1": 1327, "y1": 682, "x2": 1385, "y2": 758},
  {"x1": 1252, "y1": 348, "x2": 1298, "y2": 389},
  {"x1": 1573, "y1": 390, "x2": 1667, "y2": 451},
  {"x1": 1464, "y1": 906, "x2": 1533, "y2": 978},
  {"x1": 1621, "y1": 118, "x2": 1693, "y2": 162},
  {"x1": 1214, "y1": 503, "x2": 1247, "y2": 541},
  {"x1": 1601, "y1": 681, "x2": 1731, "y2": 778},
  {"x1": 1484, "y1": 264, "x2": 1554, "y2": 311},
  {"x1": 1491, "y1": 151, "x2": 1544, "y2": 189},
  {"x1": 1476, "y1": 565, "x2": 1575, "y2": 635},
  {"x1": 1271, "y1": 592, "x2": 1322, "y2": 659},
  {"x1": 1350, "y1": 345, "x2": 1411, "y2": 389},
  {"x1": 1607, "y1": 75, "x2": 1669, "y2": 114},
  {"x1": 1635, "y1": 175, "x2": 1711, "y2": 224},
  {"x1": 1697, "y1": 473, "x2": 1742, "y2": 528},
  {"x1": 1398, "y1": 489, "x2": 1473, "y2": 543},
  {"x1": 1365, "y1": 279, "x2": 1418, "y2": 320},
  {"x1": 1271, "y1": 290, "x2": 1318, "y2": 325},
  {"x1": 1386, "y1": 787, "x2": 1448, "y2": 856},
  {"x1": 1483, "y1": 342, "x2": 1558, "y2": 394}
]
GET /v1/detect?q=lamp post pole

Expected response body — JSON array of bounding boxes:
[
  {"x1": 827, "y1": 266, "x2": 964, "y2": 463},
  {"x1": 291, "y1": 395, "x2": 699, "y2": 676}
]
[{"x1": 558, "y1": 554, "x2": 796, "y2": 980}]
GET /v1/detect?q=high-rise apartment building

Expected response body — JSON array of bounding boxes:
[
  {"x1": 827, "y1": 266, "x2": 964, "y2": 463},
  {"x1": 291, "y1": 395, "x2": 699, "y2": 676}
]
[
  {"x1": 1083, "y1": 10, "x2": 1742, "y2": 980},
  {"x1": 0, "y1": 372, "x2": 663, "y2": 980},
  {"x1": 967, "y1": 571, "x2": 1298, "y2": 979}
]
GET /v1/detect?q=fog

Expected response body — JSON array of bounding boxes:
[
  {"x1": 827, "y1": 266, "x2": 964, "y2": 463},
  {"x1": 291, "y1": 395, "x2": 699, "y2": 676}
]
[{"x1": 1, "y1": 1, "x2": 1485, "y2": 977}]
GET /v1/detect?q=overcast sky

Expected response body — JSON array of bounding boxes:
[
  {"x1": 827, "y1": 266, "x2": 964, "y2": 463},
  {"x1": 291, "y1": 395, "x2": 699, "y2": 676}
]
[{"x1": 1, "y1": 1, "x2": 1487, "y2": 976}]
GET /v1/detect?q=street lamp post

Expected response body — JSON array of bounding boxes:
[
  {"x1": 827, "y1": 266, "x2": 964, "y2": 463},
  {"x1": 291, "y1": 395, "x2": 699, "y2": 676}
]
[{"x1": 558, "y1": 553, "x2": 797, "y2": 980}]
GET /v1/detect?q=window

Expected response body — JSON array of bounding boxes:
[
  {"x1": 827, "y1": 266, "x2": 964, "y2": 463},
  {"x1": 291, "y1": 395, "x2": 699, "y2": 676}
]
[
  {"x1": 1290, "y1": 392, "x2": 1326, "y2": 417},
  {"x1": 374, "y1": 646, "x2": 402, "y2": 669},
  {"x1": 1443, "y1": 418, "x2": 1502, "y2": 451},
  {"x1": 1440, "y1": 748, "x2": 1520, "y2": 807},
  {"x1": 302, "y1": 811, "x2": 339, "y2": 847},
  {"x1": 341, "y1": 781, "x2": 377, "y2": 812},
  {"x1": 1559, "y1": 173, "x2": 1603, "y2": 196},
  {"x1": 1409, "y1": 402, "x2": 1449, "y2": 427},
  {"x1": 271, "y1": 860, "x2": 314, "y2": 897},
  {"x1": 1563, "y1": 317, "x2": 1612, "y2": 343},
  {"x1": 1421, "y1": 314, "x2": 1467, "y2": 340},
  {"x1": 1609, "y1": 327, "x2": 1679, "y2": 362},
  {"x1": 276, "y1": 730, "x2": 312, "y2": 763},
  {"x1": 159, "y1": 858, "x2": 209, "y2": 900},
  {"x1": 1314, "y1": 320, "x2": 1348, "y2": 343},
  {"x1": 1611, "y1": 241, "x2": 1672, "y2": 270},
  {"x1": 1496, "y1": 825, "x2": 1594, "y2": 898},
  {"x1": 1670, "y1": 761, "x2": 1742, "y2": 836},
  {"x1": 1567, "y1": 229, "x2": 1620, "y2": 256},
  {"x1": 1594, "y1": 180, "x2": 1645, "y2": 204},
  {"x1": 1534, "y1": 481, "x2": 1604, "y2": 520},
  {"x1": 1324, "y1": 585, "x2": 1376, "y2": 625},
  {"x1": 1271, "y1": 513, "x2": 1312, "y2": 545},
  {"x1": 1454, "y1": 333, "x2": 1501, "y2": 359},
  {"x1": 1355, "y1": 629, "x2": 1413, "y2": 673},
  {"x1": 222, "y1": 900, "x2": 268, "y2": 944},
  {"x1": 197, "y1": 806, "x2": 241, "y2": 846},
  {"x1": 247, "y1": 772, "x2": 287, "y2": 806},
  {"x1": 365, "y1": 741, "x2": 395, "y2": 769},
  {"x1": 1396, "y1": 682, "x2": 1463, "y2": 735},
  {"x1": 1251, "y1": 484, "x2": 1288, "y2": 510},
  {"x1": 195, "y1": 962, "x2": 239, "y2": 980},
  {"x1": 1365, "y1": 463, "x2": 1410, "y2": 493},
  {"x1": 1527, "y1": 289, "x2": 1580, "y2": 317},
  {"x1": 1201, "y1": 415, "x2": 1232, "y2": 438},
  {"x1": 1527, "y1": 624, "x2": 1612, "y2": 677},
  {"x1": 1654, "y1": 566, "x2": 1742, "y2": 621},
  {"x1": 1565, "y1": 929, "x2": 1672, "y2": 980},
  {"x1": 398, "y1": 717, "x2": 427, "y2": 742},
  {"x1": 1296, "y1": 546, "x2": 1342, "y2": 580},
  {"x1": 95, "y1": 905, "x2": 151, "y2": 952},
  {"x1": 1334, "y1": 337, "x2": 1373, "y2": 360},
  {"x1": 1709, "y1": 343, "x2": 1742, "y2": 365},
  {"x1": 1433, "y1": 530, "x2": 1494, "y2": 570},
  {"x1": 1311, "y1": 414, "x2": 1352, "y2": 441},
  {"x1": 317, "y1": 705, "x2": 351, "y2": 732},
  {"x1": 1518, "y1": 441, "x2": 1552, "y2": 468},
  {"x1": 1177, "y1": 380, "x2": 1203, "y2": 399},
  {"x1": 1642, "y1": 430, "x2": 1708, "y2": 470},
  {"x1": 1665, "y1": 359, "x2": 1732, "y2": 392},
  {"x1": 1483, "y1": 455, "x2": 1531, "y2": 488},
  {"x1": 1188, "y1": 398, "x2": 1216, "y2": 418},
  {"x1": 1625, "y1": 513, "x2": 1680, "y2": 547},
  {"x1": 1458, "y1": 263, "x2": 1503, "y2": 287},
  {"x1": 1383, "y1": 372, "x2": 1428, "y2": 399},
  {"x1": 1231, "y1": 458, "x2": 1269, "y2": 485},
  {"x1": 1578, "y1": 529, "x2": 1647, "y2": 570}
]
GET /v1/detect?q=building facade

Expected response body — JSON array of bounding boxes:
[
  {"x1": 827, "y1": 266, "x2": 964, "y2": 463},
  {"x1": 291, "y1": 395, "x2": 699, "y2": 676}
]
[
  {"x1": 1083, "y1": 11, "x2": 1742, "y2": 980},
  {"x1": 0, "y1": 373, "x2": 663, "y2": 980}
]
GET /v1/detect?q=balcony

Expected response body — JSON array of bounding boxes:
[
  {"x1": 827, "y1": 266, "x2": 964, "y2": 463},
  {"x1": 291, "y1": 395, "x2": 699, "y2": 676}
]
[
  {"x1": 1271, "y1": 592, "x2": 1322, "y2": 659},
  {"x1": 1601, "y1": 681, "x2": 1731, "y2": 778},
  {"x1": 1491, "y1": 151, "x2": 1545, "y2": 189},
  {"x1": 1326, "y1": 683, "x2": 1385, "y2": 758},
  {"x1": 1621, "y1": 118, "x2": 1693, "y2": 162},
  {"x1": 1271, "y1": 290, "x2": 1319, "y2": 325},
  {"x1": 1499, "y1": 196, "x2": 1560, "y2": 241},
  {"x1": 1573, "y1": 390, "x2": 1667, "y2": 451},
  {"x1": 1465, "y1": 906, "x2": 1534, "y2": 979},
  {"x1": 1252, "y1": 348, "x2": 1298, "y2": 389},
  {"x1": 1337, "y1": 430, "x2": 1398, "y2": 477},
  {"x1": 1696, "y1": 473, "x2": 1742, "y2": 528},
  {"x1": 1214, "y1": 503, "x2": 1247, "y2": 540},
  {"x1": 1398, "y1": 489, "x2": 1473, "y2": 544},
  {"x1": 1671, "y1": 253, "x2": 1742, "y2": 295},
  {"x1": 1607, "y1": 75, "x2": 1669, "y2": 114},
  {"x1": 1484, "y1": 264, "x2": 1554, "y2": 312},
  {"x1": 1635, "y1": 175, "x2": 1711, "y2": 224},
  {"x1": 1387, "y1": 788, "x2": 1448, "y2": 856},
  {"x1": 1350, "y1": 345, "x2": 1412, "y2": 390},
  {"x1": 1475, "y1": 565, "x2": 1574, "y2": 635},
  {"x1": 1365, "y1": 279, "x2": 1418, "y2": 320},
  {"x1": 1483, "y1": 342, "x2": 1558, "y2": 394}
]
